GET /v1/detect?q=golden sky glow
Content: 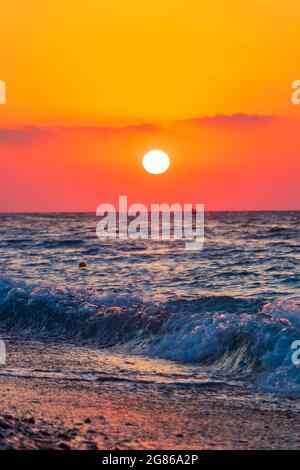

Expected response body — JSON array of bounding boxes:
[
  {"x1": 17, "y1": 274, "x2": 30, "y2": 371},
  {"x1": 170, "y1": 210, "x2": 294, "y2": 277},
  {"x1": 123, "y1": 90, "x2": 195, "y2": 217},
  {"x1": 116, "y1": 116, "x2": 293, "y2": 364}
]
[
  {"x1": 0, "y1": 1, "x2": 300, "y2": 210},
  {"x1": 1, "y1": 0, "x2": 300, "y2": 124}
]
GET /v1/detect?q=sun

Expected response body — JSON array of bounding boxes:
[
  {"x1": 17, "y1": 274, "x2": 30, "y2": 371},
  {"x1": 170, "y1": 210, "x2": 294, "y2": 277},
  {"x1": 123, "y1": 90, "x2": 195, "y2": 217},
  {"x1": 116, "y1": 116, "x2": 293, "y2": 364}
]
[{"x1": 142, "y1": 150, "x2": 170, "y2": 175}]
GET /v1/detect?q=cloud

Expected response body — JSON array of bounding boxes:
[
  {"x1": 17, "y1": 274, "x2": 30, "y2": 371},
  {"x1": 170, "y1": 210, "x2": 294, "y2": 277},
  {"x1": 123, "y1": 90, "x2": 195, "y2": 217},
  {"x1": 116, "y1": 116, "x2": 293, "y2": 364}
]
[
  {"x1": 0, "y1": 126, "x2": 53, "y2": 145},
  {"x1": 186, "y1": 113, "x2": 278, "y2": 127},
  {"x1": 0, "y1": 123, "x2": 160, "y2": 145},
  {"x1": 62, "y1": 123, "x2": 160, "y2": 135},
  {"x1": 0, "y1": 115, "x2": 281, "y2": 146}
]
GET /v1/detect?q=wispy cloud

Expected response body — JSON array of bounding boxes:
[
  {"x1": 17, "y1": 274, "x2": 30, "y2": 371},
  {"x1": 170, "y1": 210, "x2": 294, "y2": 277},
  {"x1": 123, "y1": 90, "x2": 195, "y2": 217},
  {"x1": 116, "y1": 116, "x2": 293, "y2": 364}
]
[
  {"x1": 0, "y1": 115, "x2": 282, "y2": 146},
  {"x1": 0, "y1": 126, "x2": 53, "y2": 145},
  {"x1": 0, "y1": 123, "x2": 160, "y2": 145},
  {"x1": 62, "y1": 123, "x2": 160, "y2": 135},
  {"x1": 186, "y1": 113, "x2": 279, "y2": 126}
]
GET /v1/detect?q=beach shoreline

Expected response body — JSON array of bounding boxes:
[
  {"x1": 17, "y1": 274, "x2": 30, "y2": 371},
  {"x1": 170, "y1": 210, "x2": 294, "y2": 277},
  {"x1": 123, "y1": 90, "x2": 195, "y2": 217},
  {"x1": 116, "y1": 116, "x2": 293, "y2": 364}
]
[{"x1": 0, "y1": 338, "x2": 299, "y2": 450}]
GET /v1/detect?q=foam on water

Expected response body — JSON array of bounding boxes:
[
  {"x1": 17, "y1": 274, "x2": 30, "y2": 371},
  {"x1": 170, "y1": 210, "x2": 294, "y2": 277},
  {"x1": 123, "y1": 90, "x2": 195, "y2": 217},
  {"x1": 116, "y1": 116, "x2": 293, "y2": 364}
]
[
  {"x1": 0, "y1": 276, "x2": 300, "y2": 395},
  {"x1": 0, "y1": 212, "x2": 299, "y2": 395},
  {"x1": 0, "y1": 211, "x2": 299, "y2": 302}
]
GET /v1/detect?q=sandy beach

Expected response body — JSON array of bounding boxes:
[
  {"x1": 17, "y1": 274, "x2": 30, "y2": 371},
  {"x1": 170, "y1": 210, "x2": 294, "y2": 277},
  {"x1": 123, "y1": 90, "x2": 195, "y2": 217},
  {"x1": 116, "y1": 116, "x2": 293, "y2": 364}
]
[{"x1": 0, "y1": 337, "x2": 299, "y2": 450}]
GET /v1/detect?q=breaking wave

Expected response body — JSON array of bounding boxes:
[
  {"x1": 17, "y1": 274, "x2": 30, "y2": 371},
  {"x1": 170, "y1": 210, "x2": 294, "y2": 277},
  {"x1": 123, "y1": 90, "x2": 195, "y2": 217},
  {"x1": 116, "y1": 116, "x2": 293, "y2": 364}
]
[{"x1": 0, "y1": 276, "x2": 300, "y2": 395}]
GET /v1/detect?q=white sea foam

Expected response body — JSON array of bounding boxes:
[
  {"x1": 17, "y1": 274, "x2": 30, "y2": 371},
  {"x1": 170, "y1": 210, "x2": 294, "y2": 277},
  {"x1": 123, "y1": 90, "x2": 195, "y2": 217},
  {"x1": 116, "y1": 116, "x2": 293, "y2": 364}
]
[{"x1": 0, "y1": 277, "x2": 300, "y2": 395}]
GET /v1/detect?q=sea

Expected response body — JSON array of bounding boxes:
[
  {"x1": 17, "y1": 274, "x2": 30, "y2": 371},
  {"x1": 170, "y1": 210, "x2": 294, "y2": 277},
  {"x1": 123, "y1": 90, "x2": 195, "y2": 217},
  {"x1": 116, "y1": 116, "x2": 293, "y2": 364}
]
[{"x1": 0, "y1": 211, "x2": 299, "y2": 396}]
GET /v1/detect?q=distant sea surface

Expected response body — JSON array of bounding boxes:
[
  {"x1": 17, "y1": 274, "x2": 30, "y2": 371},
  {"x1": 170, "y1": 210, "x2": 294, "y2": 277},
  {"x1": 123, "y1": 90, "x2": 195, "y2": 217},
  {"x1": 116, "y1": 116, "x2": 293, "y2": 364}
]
[{"x1": 0, "y1": 211, "x2": 299, "y2": 395}]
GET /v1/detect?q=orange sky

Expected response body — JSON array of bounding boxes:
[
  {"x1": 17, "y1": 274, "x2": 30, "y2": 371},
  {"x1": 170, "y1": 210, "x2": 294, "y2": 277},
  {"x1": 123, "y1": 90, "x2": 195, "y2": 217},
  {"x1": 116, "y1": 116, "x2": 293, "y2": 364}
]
[{"x1": 0, "y1": 1, "x2": 300, "y2": 211}]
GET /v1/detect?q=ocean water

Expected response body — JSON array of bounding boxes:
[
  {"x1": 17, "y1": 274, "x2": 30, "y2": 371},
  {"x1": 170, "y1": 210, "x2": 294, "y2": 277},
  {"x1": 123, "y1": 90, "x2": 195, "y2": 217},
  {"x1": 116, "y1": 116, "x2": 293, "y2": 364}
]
[{"x1": 0, "y1": 211, "x2": 299, "y2": 395}]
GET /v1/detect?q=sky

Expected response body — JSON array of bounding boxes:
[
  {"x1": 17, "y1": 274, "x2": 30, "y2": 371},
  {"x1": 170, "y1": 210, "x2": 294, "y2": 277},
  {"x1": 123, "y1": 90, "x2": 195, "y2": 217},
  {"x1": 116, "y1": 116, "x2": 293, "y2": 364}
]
[{"x1": 0, "y1": 0, "x2": 300, "y2": 211}]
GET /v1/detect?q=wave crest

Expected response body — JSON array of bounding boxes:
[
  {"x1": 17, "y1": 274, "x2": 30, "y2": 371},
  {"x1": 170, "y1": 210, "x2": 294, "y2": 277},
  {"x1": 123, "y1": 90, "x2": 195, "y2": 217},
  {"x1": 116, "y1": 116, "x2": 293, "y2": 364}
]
[{"x1": 0, "y1": 277, "x2": 300, "y2": 395}]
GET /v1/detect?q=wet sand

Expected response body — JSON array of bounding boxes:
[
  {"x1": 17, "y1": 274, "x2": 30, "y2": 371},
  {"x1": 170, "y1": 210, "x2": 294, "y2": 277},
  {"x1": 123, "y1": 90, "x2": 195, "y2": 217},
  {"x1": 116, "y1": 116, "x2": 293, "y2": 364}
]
[{"x1": 0, "y1": 338, "x2": 299, "y2": 450}]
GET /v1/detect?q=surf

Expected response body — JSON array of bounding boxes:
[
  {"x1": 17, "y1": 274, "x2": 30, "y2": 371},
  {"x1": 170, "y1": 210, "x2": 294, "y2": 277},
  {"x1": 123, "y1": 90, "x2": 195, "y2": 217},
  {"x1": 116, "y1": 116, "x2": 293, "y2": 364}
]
[{"x1": 1, "y1": 276, "x2": 300, "y2": 396}]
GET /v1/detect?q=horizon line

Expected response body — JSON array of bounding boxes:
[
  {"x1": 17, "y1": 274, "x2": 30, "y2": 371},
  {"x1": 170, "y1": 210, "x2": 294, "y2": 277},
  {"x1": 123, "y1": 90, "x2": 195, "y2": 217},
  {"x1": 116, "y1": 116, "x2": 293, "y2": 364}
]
[{"x1": 0, "y1": 209, "x2": 299, "y2": 215}]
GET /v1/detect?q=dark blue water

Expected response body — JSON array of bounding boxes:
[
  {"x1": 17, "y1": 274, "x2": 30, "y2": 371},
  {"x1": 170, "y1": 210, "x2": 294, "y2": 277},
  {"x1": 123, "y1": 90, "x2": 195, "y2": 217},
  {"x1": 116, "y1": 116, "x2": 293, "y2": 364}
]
[
  {"x1": 0, "y1": 211, "x2": 299, "y2": 300},
  {"x1": 0, "y1": 211, "x2": 299, "y2": 395}
]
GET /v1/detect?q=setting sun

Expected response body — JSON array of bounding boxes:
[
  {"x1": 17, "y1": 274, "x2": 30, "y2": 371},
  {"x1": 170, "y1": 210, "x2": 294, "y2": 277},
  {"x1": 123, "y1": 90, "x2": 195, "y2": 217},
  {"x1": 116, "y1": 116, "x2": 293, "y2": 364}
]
[{"x1": 142, "y1": 150, "x2": 170, "y2": 175}]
